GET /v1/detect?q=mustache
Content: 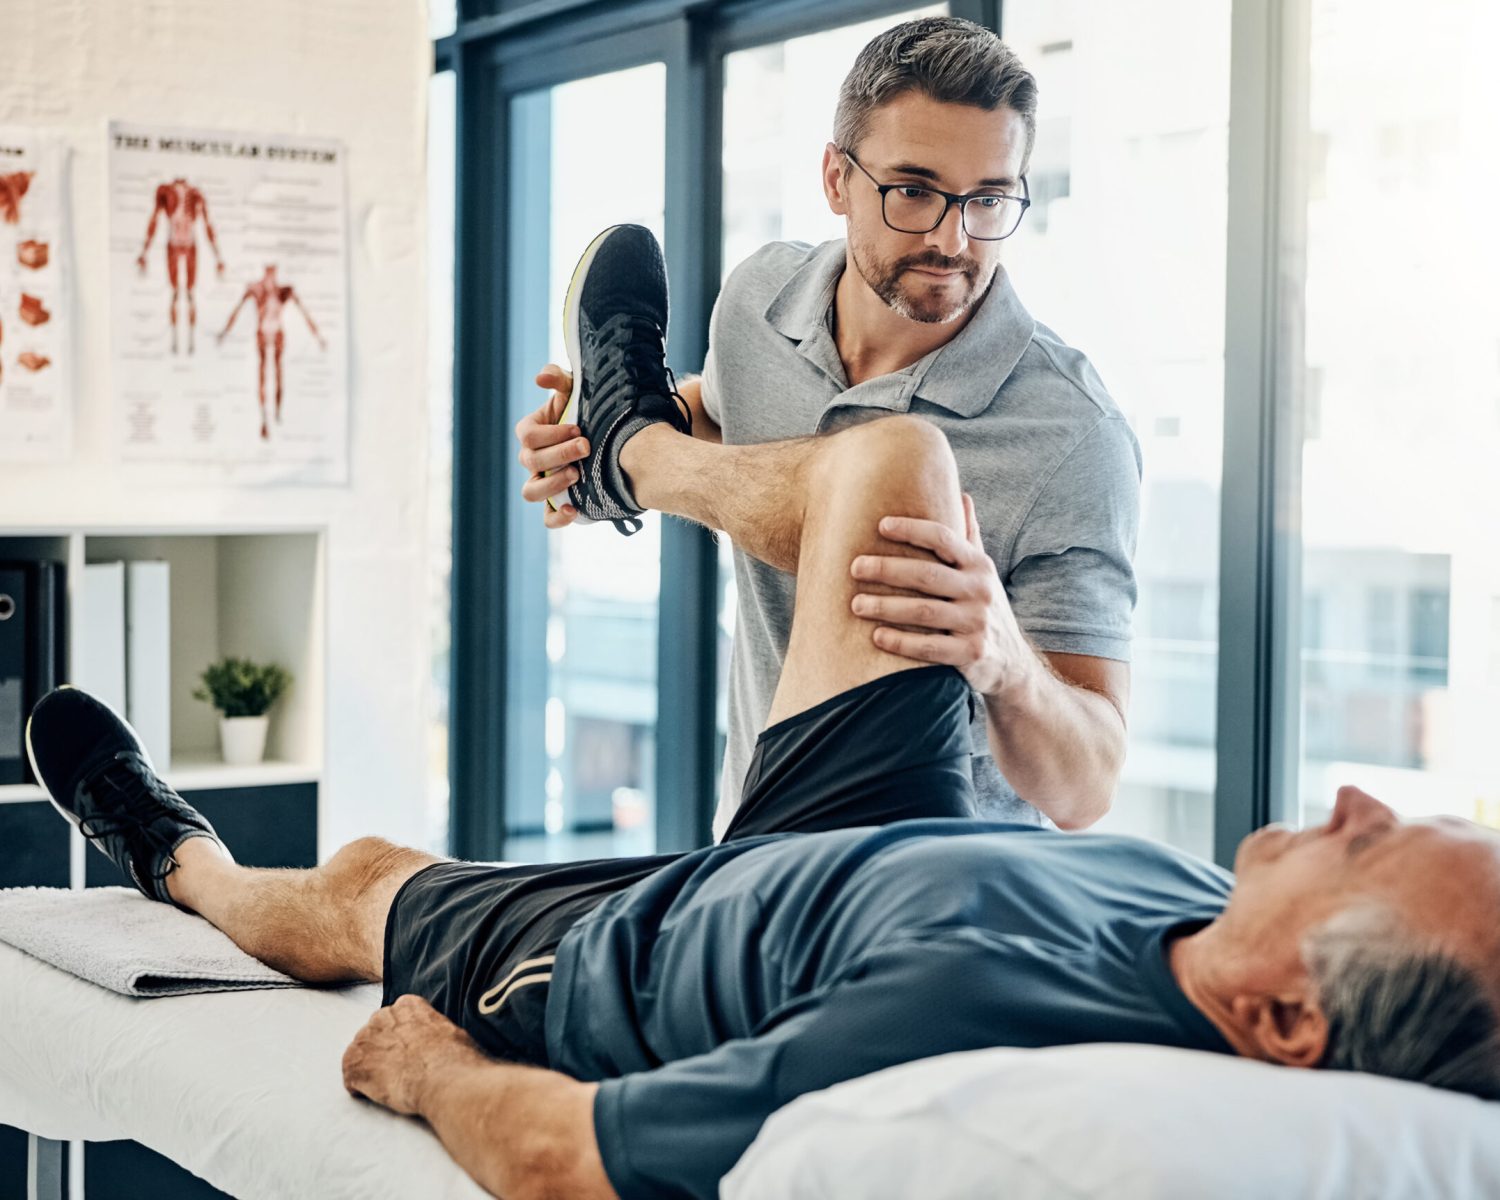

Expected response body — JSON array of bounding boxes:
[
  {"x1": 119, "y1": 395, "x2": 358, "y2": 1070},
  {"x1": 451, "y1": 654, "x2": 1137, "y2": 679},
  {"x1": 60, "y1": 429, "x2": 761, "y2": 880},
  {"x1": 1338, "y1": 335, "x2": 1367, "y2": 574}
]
[{"x1": 897, "y1": 252, "x2": 979, "y2": 276}]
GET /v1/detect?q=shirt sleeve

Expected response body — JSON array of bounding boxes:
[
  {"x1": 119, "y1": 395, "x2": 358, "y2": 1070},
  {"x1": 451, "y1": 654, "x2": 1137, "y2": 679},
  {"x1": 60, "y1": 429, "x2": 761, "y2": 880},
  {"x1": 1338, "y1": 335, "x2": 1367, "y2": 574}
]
[
  {"x1": 1003, "y1": 415, "x2": 1142, "y2": 662},
  {"x1": 695, "y1": 265, "x2": 734, "y2": 429},
  {"x1": 699, "y1": 341, "x2": 723, "y2": 426},
  {"x1": 590, "y1": 933, "x2": 1023, "y2": 1200}
]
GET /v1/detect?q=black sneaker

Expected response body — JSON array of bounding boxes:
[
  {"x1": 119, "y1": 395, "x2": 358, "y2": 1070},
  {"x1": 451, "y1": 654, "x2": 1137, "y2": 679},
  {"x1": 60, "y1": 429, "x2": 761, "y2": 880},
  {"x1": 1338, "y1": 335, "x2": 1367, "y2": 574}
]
[
  {"x1": 25, "y1": 686, "x2": 234, "y2": 912},
  {"x1": 546, "y1": 223, "x2": 691, "y2": 535}
]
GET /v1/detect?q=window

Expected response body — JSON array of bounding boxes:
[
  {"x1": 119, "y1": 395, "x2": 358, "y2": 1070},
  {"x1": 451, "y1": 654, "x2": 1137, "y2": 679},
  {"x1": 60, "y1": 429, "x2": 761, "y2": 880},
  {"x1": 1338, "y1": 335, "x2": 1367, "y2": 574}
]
[
  {"x1": 1489, "y1": 598, "x2": 1500, "y2": 686},
  {"x1": 444, "y1": 0, "x2": 1499, "y2": 867},
  {"x1": 1290, "y1": 0, "x2": 1500, "y2": 828},
  {"x1": 505, "y1": 64, "x2": 668, "y2": 862},
  {"x1": 720, "y1": 6, "x2": 946, "y2": 279},
  {"x1": 715, "y1": 6, "x2": 944, "y2": 801},
  {"x1": 1003, "y1": 0, "x2": 1233, "y2": 858}
]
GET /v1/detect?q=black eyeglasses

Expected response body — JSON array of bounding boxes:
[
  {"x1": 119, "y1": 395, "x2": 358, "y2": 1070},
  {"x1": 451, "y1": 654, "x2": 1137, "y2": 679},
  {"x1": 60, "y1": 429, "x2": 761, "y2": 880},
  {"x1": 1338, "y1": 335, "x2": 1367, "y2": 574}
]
[{"x1": 841, "y1": 149, "x2": 1030, "y2": 241}]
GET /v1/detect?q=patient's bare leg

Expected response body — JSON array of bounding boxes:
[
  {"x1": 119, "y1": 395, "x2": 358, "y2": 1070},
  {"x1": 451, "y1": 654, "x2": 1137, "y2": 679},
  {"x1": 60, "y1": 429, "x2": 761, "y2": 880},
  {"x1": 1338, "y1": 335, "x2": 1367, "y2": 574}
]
[
  {"x1": 763, "y1": 414, "x2": 964, "y2": 722},
  {"x1": 620, "y1": 422, "x2": 816, "y2": 573},
  {"x1": 624, "y1": 413, "x2": 965, "y2": 719},
  {"x1": 164, "y1": 836, "x2": 446, "y2": 984}
]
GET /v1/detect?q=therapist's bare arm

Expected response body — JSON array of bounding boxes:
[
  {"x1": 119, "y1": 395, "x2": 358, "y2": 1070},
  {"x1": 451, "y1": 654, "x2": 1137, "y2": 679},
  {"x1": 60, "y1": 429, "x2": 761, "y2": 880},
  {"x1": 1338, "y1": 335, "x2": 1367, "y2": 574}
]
[
  {"x1": 342, "y1": 994, "x2": 616, "y2": 1200},
  {"x1": 517, "y1": 366, "x2": 721, "y2": 529}
]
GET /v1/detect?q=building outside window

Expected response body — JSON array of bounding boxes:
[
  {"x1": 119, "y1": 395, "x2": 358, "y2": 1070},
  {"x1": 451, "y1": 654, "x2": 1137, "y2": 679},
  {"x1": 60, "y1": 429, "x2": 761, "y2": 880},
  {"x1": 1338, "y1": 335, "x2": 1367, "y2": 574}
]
[{"x1": 1291, "y1": 0, "x2": 1500, "y2": 828}]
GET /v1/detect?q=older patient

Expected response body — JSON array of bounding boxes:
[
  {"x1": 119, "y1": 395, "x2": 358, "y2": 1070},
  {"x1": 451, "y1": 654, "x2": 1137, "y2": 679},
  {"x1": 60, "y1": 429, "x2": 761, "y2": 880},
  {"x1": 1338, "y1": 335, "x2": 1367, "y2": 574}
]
[
  {"x1": 25, "y1": 410, "x2": 1500, "y2": 1200},
  {"x1": 24, "y1": 229, "x2": 1500, "y2": 1199}
]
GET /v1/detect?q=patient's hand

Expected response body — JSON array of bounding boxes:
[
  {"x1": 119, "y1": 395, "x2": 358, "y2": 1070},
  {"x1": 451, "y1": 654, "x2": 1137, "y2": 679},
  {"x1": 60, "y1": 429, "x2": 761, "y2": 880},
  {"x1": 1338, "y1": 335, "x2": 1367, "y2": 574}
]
[{"x1": 342, "y1": 994, "x2": 486, "y2": 1116}]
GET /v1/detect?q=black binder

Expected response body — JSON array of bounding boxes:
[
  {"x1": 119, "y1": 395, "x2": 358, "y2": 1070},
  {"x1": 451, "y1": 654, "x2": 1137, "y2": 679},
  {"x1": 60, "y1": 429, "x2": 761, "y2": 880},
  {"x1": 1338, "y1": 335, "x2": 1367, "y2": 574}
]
[
  {"x1": 0, "y1": 565, "x2": 26, "y2": 785},
  {"x1": 25, "y1": 561, "x2": 65, "y2": 783}
]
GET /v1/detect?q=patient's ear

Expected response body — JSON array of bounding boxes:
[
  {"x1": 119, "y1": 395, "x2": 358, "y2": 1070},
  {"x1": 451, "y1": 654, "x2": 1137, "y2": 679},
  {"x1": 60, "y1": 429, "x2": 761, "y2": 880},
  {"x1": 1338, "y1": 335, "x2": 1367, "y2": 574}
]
[{"x1": 1231, "y1": 990, "x2": 1329, "y2": 1069}]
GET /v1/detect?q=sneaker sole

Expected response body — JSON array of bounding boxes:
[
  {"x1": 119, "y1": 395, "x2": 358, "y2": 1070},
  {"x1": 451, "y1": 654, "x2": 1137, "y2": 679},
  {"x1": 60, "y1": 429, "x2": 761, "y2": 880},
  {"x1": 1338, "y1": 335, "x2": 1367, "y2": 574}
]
[{"x1": 543, "y1": 224, "x2": 620, "y2": 517}]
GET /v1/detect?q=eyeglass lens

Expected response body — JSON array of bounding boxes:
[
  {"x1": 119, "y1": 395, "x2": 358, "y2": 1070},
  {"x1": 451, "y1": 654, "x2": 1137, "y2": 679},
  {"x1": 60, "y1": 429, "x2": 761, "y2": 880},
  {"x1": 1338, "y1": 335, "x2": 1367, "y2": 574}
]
[{"x1": 884, "y1": 188, "x2": 1024, "y2": 239}]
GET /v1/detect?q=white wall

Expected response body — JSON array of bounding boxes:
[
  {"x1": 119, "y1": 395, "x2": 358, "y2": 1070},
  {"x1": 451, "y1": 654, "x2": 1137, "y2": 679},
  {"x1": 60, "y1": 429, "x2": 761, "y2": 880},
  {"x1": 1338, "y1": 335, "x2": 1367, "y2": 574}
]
[{"x1": 0, "y1": 0, "x2": 435, "y2": 858}]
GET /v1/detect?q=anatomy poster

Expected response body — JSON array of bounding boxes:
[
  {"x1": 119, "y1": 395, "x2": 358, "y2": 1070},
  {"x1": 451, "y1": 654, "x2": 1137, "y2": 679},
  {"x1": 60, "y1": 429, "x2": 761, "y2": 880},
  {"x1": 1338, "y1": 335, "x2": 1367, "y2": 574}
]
[
  {"x1": 108, "y1": 121, "x2": 348, "y2": 484},
  {"x1": 0, "y1": 127, "x2": 71, "y2": 462}
]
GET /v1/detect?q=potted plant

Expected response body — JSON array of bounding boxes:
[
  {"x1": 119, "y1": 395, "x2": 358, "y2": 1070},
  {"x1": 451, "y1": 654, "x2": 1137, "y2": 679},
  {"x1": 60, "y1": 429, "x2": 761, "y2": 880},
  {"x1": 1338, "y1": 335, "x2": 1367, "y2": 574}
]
[{"x1": 194, "y1": 657, "x2": 292, "y2": 767}]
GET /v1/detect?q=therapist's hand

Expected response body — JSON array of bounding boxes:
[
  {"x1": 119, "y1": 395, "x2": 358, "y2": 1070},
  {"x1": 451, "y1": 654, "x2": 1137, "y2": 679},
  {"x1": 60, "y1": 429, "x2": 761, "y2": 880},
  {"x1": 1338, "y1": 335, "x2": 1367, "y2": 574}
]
[
  {"x1": 517, "y1": 364, "x2": 589, "y2": 528},
  {"x1": 850, "y1": 493, "x2": 1032, "y2": 699},
  {"x1": 342, "y1": 994, "x2": 486, "y2": 1116}
]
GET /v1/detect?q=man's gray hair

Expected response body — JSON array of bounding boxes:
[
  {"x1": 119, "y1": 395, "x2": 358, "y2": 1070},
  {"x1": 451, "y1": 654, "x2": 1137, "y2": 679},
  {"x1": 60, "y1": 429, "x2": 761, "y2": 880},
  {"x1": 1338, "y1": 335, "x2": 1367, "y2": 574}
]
[
  {"x1": 1304, "y1": 904, "x2": 1500, "y2": 1100},
  {"x1": 833, "y1": 16, "x2": 1038, "y2": 169}
]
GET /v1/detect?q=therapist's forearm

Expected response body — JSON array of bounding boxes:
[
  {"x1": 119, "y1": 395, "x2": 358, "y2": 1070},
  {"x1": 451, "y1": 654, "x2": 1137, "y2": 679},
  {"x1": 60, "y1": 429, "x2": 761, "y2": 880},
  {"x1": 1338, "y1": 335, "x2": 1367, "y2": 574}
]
[
  {"x1": 676, "y1": 375, "x2": 723, "y2": 444},
  {"x1": 418, "y1": 1058, "x2": 615, "y2": 1200},
  {"x1": 984, "y1": 653, "x2": 1125, "y2": 830}
]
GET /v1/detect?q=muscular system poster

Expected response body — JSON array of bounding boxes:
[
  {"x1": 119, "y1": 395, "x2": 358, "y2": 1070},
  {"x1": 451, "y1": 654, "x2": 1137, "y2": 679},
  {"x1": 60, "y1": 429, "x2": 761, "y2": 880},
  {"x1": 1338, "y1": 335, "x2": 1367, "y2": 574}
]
[
  {"x1": 108, "y1": 121, "x2": 348, "y2": 484},
  {"x1": 0, "y1": 127, "x2": 71, "y2": 463}
]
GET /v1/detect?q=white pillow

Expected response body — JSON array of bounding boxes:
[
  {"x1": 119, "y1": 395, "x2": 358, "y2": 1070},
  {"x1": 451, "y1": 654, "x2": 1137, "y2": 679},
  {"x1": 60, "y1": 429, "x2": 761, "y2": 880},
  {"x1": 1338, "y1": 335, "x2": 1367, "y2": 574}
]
[{"x1": 721, "y1": 1044, "x2": 1500, "y2": 1200}]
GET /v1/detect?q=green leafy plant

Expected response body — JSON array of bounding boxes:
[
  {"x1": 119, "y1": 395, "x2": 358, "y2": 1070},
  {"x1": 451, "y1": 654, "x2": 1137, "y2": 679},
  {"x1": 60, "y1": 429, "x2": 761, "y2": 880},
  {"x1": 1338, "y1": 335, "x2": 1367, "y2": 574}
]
[{"x1": 194, "y1": 657, "x2": 292, "y2": 719}]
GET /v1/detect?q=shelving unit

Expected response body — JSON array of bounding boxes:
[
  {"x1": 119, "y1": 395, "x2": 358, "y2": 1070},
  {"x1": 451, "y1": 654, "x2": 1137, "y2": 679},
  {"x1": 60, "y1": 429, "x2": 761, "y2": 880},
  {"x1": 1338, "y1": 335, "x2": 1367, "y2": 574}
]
[
  {"x1": 0, "y1": 526, "x2": 326, "y2": 807},
  {"x1": 2, "y1": 525, "x2": 331, "y2": 1197}
]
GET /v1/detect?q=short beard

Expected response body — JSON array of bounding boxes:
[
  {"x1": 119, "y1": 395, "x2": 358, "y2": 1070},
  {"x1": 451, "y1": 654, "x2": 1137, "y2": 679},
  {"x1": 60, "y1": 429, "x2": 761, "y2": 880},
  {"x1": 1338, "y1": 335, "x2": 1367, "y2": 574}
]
[{"x1": 848, "y1": 228, "x2": 991, "y2": 325}]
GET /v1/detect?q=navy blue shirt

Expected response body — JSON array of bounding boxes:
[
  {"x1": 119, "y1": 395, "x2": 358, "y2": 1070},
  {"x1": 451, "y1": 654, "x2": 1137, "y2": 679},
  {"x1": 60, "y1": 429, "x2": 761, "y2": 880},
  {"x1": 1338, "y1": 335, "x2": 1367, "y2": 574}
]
[{"x1": 545, "y1": 821, "x2": 1234, "y2": 1200}]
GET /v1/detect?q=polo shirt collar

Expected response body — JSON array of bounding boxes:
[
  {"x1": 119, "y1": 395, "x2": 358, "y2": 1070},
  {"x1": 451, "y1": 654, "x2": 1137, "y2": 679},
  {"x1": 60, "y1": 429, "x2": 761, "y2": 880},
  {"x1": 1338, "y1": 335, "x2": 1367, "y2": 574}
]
[
  {"x1": 912, "y1": 265, "x2": 1036, "y2": 417},
  {"x1": 765, "y1": 239, "x2": 846, "y2": 342},
  {"x1": 763, "y1": 239, "x2": 1037, "y2": 417}
]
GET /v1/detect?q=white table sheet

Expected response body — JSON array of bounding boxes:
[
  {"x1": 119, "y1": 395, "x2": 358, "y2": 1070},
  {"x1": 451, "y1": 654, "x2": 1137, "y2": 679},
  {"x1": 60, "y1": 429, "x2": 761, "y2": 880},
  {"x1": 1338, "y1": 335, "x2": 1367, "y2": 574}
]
[{"x1": 0, "y1": 940, "x2": 489, "y2": 1199}]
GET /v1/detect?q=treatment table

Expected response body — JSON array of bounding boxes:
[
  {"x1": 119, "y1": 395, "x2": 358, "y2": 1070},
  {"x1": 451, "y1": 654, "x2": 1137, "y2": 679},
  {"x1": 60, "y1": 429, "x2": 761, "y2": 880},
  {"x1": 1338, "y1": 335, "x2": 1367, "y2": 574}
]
[
  {"x1": 0, "y1": 939, "x2": 489, "y2": 1199},
  {"x1": 6, "y1": 916, "x2": 1500, "y2": 1200}
]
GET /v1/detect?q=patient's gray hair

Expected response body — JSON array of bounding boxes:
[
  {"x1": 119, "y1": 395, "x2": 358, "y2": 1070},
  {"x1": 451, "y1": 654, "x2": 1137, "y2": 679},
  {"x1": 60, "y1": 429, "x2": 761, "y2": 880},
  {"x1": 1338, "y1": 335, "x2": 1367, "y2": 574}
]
[
  {"x1": 833, "y1": 17, "x2": 1038, "y2": 168},
  {"x1": 1304, "y1": 904, "x2": 1500, "y2": 1100}
]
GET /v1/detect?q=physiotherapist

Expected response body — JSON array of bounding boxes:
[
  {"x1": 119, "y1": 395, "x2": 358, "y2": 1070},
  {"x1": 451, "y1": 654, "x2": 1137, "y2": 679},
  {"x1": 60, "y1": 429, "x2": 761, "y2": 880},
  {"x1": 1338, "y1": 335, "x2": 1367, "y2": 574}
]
[{"x1": 516, "y1": 15, "x2": 1142, "y2": 836}]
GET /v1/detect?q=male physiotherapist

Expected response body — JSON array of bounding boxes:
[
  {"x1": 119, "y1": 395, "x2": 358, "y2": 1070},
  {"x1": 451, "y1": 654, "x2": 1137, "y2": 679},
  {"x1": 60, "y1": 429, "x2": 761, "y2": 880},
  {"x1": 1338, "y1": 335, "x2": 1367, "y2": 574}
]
[{"x1": 516, "y1": 16, "x2": 1142, "y2": 835}]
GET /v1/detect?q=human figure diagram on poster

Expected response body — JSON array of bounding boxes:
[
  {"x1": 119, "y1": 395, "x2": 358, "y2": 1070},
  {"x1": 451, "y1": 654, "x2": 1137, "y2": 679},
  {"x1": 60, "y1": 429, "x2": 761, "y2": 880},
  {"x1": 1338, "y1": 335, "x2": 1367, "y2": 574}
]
[
  {"x1": 135, "y1": 176, "x2": 225, "y2": 355},
  {"x1": 217, "y1": 264, "x2": 327, "y2": 440}
]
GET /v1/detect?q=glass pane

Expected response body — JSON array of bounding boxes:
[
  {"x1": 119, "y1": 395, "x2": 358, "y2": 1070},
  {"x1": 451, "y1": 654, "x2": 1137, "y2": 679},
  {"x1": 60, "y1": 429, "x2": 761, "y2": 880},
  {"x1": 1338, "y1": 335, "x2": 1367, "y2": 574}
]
[
  {"x1": 508, "y1": 64, "x2": 667, "y2": 862},
  {"x1": 429, "y1": 0, "x2": 457, "y2": 40},
  {"x1": 721, "y1": 5, "x2": 947, "y2": 281},
  {"x1": 1292, "y1": 0, "x2": 1500, "y2": 830},
  {"x1": 425, "y1": 70, "x2": 456, "y2": 856},
  {"x1": 715, "y1": 6, "x2": 944, "y2": 800},
  {"x1": 1003, "y1": 3, "x2": 1232, "y2": 856}
]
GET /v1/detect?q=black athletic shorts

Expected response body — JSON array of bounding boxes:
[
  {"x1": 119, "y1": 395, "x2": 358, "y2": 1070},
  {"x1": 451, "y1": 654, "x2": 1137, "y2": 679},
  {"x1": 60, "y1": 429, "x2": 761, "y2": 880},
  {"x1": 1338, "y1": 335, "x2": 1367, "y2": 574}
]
[{"x1": 382, "y1": 664, "x2": 977, "y2": 1064}]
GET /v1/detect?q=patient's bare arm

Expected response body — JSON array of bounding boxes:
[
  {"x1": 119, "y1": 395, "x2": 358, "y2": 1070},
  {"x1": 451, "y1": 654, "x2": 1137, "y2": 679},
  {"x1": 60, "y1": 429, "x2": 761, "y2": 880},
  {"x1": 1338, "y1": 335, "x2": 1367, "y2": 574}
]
[{"x1": 343, "y1": 995, "x2": 617, "y2": 1200}]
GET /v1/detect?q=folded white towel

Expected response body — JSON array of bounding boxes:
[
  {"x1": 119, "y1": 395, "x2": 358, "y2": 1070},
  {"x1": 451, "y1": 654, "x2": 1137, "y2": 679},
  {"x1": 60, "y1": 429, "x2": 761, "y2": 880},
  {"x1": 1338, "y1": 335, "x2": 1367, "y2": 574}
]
[{"x1": 0, "y1": 886, "x2": 306, "y2": 997}]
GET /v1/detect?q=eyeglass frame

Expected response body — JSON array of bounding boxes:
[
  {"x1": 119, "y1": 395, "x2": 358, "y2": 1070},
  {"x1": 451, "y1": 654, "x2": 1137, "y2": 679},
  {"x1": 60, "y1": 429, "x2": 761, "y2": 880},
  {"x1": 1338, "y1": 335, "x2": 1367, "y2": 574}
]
[{"x1": 839, "y1": 148, "x2": 1032, "y2": 241}]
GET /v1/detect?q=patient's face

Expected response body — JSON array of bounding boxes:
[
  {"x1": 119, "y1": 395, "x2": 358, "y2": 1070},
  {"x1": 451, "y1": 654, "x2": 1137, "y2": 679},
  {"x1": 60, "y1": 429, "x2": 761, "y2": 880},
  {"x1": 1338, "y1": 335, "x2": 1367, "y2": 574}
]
[{"x1": 1224, "y1": 787, "x2": 1500, "y2": 983}]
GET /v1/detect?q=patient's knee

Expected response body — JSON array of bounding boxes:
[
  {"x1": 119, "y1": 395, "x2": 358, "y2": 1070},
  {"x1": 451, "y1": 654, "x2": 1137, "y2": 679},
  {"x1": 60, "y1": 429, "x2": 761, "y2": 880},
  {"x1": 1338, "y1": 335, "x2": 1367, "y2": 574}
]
[
  {"x1": 824, "y1": 415, "x2": 961, "y2": 526},
  {"x1": 326, "y1": 836, "x2": 427, "y2": 901}
]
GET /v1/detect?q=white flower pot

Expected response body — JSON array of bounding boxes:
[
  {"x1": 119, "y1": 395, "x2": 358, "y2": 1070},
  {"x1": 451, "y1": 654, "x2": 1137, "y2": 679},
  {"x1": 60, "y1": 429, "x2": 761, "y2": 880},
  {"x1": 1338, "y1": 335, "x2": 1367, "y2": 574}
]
[{"x1": 219, "y1": 715, "x2": 270, "y2": 766}]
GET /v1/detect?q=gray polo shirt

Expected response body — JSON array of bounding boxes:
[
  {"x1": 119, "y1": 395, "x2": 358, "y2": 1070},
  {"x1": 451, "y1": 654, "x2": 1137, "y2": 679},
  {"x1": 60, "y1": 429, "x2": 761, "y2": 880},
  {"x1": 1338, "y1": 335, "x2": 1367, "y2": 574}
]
[{"x1": 701, "y1": 239, "x2": 1142, "y2": 839}]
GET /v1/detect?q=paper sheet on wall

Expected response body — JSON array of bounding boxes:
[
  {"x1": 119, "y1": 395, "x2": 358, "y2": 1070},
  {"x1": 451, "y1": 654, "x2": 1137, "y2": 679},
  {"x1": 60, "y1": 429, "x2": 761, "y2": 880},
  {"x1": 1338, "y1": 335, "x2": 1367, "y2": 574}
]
[
  {"x1": 0, "y1": 128, "x2": 72, "y2": 463},
  {"x1": 108, "y1": 121, "x2": 349, "y2": 484}
]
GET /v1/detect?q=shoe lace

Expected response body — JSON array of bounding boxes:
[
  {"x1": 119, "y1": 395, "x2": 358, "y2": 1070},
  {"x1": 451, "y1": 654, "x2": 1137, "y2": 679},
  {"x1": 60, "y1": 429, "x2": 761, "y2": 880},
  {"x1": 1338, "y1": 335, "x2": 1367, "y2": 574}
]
[
  {"x1": 595, "y1": 313, "x2": 692, "y2": 433},
  {"x1": 76, "y1": 751, "x2": 188, "y2": 882}
]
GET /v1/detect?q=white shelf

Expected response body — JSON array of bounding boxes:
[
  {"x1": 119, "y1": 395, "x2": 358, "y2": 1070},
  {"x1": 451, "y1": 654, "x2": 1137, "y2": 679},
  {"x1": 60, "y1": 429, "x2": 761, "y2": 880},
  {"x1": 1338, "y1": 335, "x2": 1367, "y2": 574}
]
[
  {"x1": 0, "y1": 783, "x2": 47, "y2": 805},
  {"x1": 164, "y1": 753, "x2": 322, "y2": 791},
  {"x1": 0, "y1": 757, "x2": 321, "y2": 805}
]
